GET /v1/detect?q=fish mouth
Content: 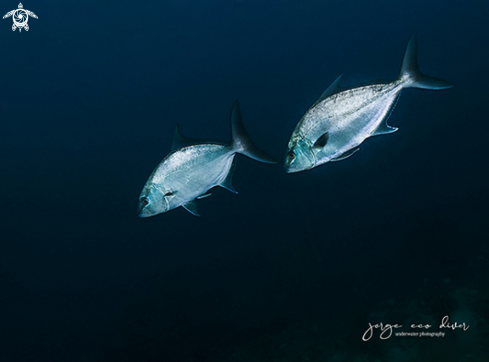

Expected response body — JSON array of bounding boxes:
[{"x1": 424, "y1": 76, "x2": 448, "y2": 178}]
[
  {"x1": 284, "y1": 166, "x2": 300, "y2": 174},
  {"x1": 284, "y1": 139, "x2": 317, "y2": 173},
  {"x1": 284, "y1": 156, "x2": 303, "y2": 173},
  {"x1": 137, "y1": 205, "x2": 152, "y2": 218},
  {"x1": 284, "y1": 155, "x2": 317, "y2": 173}
]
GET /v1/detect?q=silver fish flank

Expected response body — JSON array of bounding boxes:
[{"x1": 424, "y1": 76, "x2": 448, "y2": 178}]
[
  {"x1": 284, "y1": 35, "x2": 453, "y2": 173},
  {"x1": 138, "y1": 101, "x2": 277, "y2": 217}
]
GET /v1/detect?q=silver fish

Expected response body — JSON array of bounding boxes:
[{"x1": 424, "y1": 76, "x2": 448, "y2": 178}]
[
  {"x1": 138, "y1": 101, "x2": 277, "y2": 217},
  {"x1": 284, "y1": 35, "x2": 452, "y2": 173}
]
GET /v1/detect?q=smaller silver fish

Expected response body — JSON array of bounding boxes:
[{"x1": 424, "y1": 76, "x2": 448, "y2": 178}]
[
  {"x1": 138, "y1": 101, "x2": 277, "y2": 217},
  {"x1": 284, "y1": 35, "x2": 453, "y2": 173}
]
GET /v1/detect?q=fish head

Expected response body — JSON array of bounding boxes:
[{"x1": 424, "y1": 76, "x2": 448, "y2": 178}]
[
  {"x1": 284, "y1": 137, "x2": 316, "y2": 173},
  {"x1": 138, "y1": 182, "x2": 176, "y2": 218}
]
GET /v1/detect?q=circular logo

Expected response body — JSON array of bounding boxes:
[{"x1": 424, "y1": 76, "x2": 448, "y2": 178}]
[{"x1": 13, "y1": 9, "x2": 27, "y2": 27}]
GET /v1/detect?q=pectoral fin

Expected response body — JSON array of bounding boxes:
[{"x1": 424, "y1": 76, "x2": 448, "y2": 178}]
[
  {"x1": 313, "y1": 132, "x2": 329, "y2": 148},
  {"x1": 331, "y1": 148, "x2": 359, "y2": 162},
  {"x1": 182, "y1": 200, "x2": 200, "y2": 216}
]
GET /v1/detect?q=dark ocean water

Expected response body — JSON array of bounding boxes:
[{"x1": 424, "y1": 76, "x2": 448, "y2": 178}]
[{"x1": 0, "y1": 0, "x2": 488, "y2": 361}]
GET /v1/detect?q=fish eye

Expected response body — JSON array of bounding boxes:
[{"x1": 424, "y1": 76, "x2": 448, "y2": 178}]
[
  {"x1": 287, "y1": 151, "x2": 296, "y2": 160},
  {"x1": 140, "y1": 197, "x2": 149, "y2": 206},
  {"x1": 164, "y1": 191, "x2": 173, "y2": 197}
]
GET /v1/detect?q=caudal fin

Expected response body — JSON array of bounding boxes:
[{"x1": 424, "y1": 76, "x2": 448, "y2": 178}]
[
  {"x1": 398, "y1": 34, "x2": 453, "y2": 90},
  {"x1": 230, "y1": 100, "x2": 277, "y2": 164}
]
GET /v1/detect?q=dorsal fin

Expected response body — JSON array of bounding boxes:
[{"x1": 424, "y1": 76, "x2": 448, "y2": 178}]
[
  {"x1": 171, "y1": 125, "x2": 223, "y2": 151},
  {"x1": 171, "y1": 125, "x2": 200, "y2": 151},
  {"x1": 316, "y1": 75, "x2": 343, "y2": 103}
]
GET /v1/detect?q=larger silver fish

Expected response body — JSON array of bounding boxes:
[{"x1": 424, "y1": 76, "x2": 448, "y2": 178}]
[
  {"x1": 284, "y1": 35, "x2": 452, "y2": 173},
  {"x1": 138, "y1": 101, "x2": 277, "y2": 217}
]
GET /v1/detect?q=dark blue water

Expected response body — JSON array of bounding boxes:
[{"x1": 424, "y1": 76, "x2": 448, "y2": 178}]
[{"x1": 0, "y1": 1, "x2": 488, "y2": 361}]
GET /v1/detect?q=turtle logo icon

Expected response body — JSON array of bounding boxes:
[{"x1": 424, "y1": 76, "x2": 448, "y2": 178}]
[{"x1": 3, "y1": 3, "x2": 37, "y2": 32}]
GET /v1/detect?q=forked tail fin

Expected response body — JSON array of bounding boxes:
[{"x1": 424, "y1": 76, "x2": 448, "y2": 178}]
[
  {"x1": 230, "y1": 100, "x2": 277, "y2": 164},
  {"x1": 398, "y1": 34, "x2": 453, "y2": 90}
]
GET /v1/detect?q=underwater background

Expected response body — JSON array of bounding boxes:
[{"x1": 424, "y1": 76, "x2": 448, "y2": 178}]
[{"x1": 0, "y1": 0, "x2": 488, "y2": 361}]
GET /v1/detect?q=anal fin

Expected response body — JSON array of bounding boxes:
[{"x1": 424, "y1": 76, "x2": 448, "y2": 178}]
[
  {"x1": 372, "y1": 94, "x2": 400, "y2": 137},
  {"x1": 372, "y1": 123, "x2": 398, "y2": 136},
  {"x1": 182, "y1": 200, "x2": 200, "y2": 217},
  {"x1": 219, "y1": 156, "x2": 238, "y2": 194}
]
